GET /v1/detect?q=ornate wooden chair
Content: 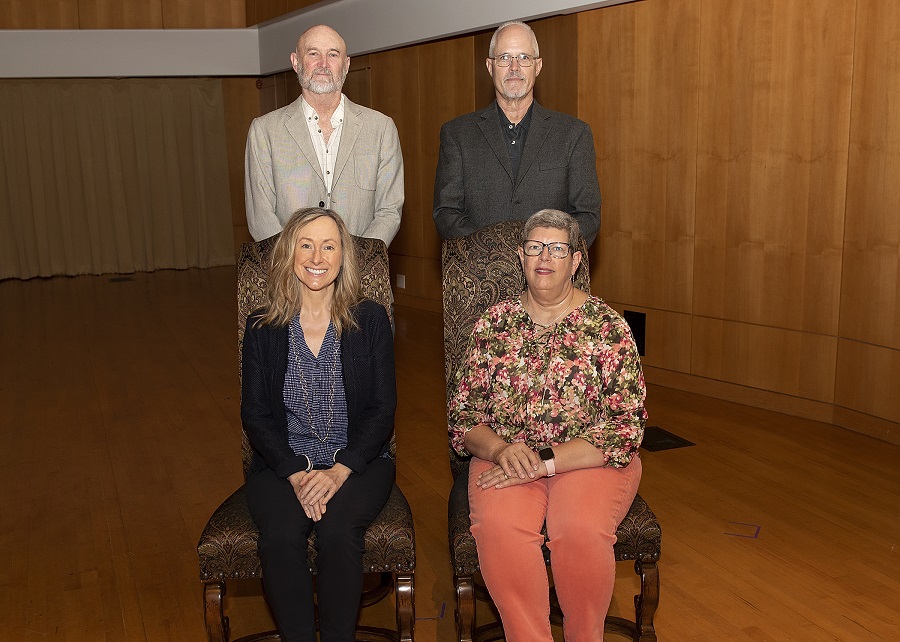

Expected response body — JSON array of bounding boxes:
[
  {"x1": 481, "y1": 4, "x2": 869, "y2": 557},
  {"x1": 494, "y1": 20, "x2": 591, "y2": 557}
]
[
  {"x1": 198, "y1": 234, "x2": 416, "y2": 642},
  {"x1": 441, "y1": 220, "x2": 661, "y2": 642}
]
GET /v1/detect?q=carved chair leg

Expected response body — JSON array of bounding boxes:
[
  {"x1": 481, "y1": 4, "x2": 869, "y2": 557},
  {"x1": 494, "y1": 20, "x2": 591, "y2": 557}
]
[
  {"x1": 455, "y1": 575, "x2": 475, "y2": 642},
  {"x1": 396, "y1": 573, "x2": 415, "y2": 642},
  {"x1": 634, "y1": 560, "x2": 659, "y2": 642},
  {"x1": 204, "y1": 580, "x2": 229, "y2": 642}
]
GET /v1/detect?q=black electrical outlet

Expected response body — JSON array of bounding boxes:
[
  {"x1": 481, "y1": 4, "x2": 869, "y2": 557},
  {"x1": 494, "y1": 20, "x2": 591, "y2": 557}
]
[{"x1": 623, "y1": 310, "x2": 646, "y2": 356}]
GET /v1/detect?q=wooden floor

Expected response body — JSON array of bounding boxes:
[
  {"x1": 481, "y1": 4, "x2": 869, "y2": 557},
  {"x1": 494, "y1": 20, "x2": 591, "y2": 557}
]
[{"x1": 0, "y1": 266, "x2": 898, "y2": 641}]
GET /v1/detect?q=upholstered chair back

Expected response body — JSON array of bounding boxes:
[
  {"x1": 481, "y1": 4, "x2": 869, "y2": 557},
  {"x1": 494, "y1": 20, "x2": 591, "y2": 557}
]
[
  {"x1": 236, "y1": 234, "x2": 394, "y2": 475},
  {"x1": 441, "y1": 220, "x2": 590, "y2": 476}
]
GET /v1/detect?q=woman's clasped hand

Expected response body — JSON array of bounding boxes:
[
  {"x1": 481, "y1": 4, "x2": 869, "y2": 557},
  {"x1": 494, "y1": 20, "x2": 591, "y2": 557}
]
[{"x1": 478, "y1": 441, "x2": 544, "y2": 488}]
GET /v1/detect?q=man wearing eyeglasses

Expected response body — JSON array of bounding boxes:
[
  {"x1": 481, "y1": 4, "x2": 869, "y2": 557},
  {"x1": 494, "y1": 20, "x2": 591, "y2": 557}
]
[{"x1": 433, "y1": 21, "x2": 601, "y2": 246}]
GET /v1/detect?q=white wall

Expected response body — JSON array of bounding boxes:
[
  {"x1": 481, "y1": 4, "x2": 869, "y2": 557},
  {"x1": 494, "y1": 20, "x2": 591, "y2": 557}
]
[
  {"x1": 0, "y1": 29, "x2": 260, "y2": 78},
  {"x1": 0, "y1": 0, "x2": 634, "y2": 78}
]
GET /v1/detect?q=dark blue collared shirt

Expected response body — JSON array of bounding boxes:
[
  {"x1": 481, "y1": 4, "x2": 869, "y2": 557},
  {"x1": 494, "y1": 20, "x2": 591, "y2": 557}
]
[{"x1": 284, "y1": 317, "x2": 348, "y2": 467}]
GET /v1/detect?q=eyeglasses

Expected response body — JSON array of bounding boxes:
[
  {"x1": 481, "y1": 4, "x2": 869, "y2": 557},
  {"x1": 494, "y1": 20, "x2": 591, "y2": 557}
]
[
  {"x1": 493, "y1": 53, "x2": 538, "y2": 67},
  {"x1": 522, "y1": 240, "x2": 572, "y2": 259}
]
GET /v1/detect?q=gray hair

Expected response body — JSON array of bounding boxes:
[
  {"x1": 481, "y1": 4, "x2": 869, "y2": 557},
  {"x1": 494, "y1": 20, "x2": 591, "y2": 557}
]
[
  {"x1": 488, "y1": 21, "x2": 540, "y2": 59},
  {"x1": 522, "y1": 209, "x2": 581, "y2": 248}
]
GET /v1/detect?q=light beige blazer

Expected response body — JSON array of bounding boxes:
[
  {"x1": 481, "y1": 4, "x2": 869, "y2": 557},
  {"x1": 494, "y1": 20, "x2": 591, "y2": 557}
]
[{"x1": 244, "y1": 95, "x2": 404, "y2": 245}]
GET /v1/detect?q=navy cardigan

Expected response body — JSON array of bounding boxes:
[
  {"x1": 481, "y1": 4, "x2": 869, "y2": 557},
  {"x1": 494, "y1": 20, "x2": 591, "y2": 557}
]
[{"x1": 240, "y1": 299, "x2": 396, "y2": 478}]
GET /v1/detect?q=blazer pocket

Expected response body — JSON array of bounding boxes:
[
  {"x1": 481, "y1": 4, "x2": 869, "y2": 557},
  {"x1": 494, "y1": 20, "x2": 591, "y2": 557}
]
[
  {"x1": 539, "y1": 157, "x2": 568, "y2": 171},
  {"x1": 354, "y1": 154, "x2": 378, "y2": 191}
]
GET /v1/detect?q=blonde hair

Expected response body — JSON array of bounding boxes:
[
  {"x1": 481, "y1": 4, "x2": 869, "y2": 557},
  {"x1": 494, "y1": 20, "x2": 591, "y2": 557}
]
[{"x1": 257, "y1": 208, "x2": 360, "y2": 335}]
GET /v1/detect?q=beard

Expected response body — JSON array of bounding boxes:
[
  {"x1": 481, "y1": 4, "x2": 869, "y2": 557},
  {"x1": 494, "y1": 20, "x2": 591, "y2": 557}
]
[
  {"x1": 297, "y1": 66, "x2": 346, "y2": 94},
  {"x1": 499, "y1": 71, "x2": 529, "y2": 99}
]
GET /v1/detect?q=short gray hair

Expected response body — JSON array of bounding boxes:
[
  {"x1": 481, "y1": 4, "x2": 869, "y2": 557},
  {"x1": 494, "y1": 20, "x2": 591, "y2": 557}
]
[
  {"x1": 522, "y1": 209, "x2": 581, "y2": 248},
  {"x1": 488, "y1": 21, "x2": 540, "y2": 59}
]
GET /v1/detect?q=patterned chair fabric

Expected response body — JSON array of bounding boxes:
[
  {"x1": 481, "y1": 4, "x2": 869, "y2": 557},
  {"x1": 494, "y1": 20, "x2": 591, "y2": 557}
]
[
  {"x1": 441, "y1": 220, "x2": 661, "y2": 642},
  {"x1": 198, "y1": 234, "x2": 415, "y2": 642}
]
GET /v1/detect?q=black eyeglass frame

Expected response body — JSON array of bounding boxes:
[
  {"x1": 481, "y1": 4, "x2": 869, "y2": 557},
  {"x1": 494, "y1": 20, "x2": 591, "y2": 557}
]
[{"x1": 521, "y1": 240, "x2": 573, "y2": 259}]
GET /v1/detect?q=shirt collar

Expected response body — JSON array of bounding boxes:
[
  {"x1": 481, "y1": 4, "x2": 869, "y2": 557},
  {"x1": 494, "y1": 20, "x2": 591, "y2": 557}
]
[
  {"x1": 300, "y1": 94, "x2": 346, "y2": 129},
  {"x1": 497, "y1": 100, "x2": 534, "y2": 131}
]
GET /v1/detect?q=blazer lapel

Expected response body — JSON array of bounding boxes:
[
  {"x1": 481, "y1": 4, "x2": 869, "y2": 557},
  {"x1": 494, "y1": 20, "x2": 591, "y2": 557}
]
[
  {"x1": 515, "y1": 101, "x2": 551, "y2": 190},
  {"x1": 272, "y1": 323, "x2": 290, "y2": 396},
  {"x1": 334, "y1": 98, "x2": 361, "y2": 184},
  {"x1": 284, "y1": 98, "x2": 325, "y2": 185},
  {"x1": 477, "y1": 103, "x2": 514, "y2": 182},
  {"x1": 339, "y1": 325, "x2": 358, "y2": 416}
]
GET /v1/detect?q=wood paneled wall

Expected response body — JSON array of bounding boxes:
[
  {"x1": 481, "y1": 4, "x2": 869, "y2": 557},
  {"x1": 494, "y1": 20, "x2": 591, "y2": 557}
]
[
  {"x1": 835, "y1": 0, "x2": 900, "y2": 435},
  {"x1": 578, "y1": 0, "x2": 899, "y2": 442},
  {"x1": 247, "y1": 0, "x2": 320, "y2": 28},
  {"x1": 242, "y1": 2, "x2": 899, "y2": 439},
  {"x1": 0, "y1": 0, "x2": 80, "y2": 29},
  {"x1": 0, "y1": 0, "x2": 245, "y2": 28},
  {"x1": 578, "y1": 0, "x2": 699, "y2": 384},
  {"x1": 369, "y1": 40, "x2": 466, "y2": 312},
  {"x1": 21, "y1": 0, "x2": 894, "y2": 437}
]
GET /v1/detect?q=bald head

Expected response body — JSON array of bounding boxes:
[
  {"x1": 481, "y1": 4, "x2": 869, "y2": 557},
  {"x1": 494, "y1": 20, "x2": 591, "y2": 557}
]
[{"x1": 297, "y1": 25, "x2": 347, "y2": 55}]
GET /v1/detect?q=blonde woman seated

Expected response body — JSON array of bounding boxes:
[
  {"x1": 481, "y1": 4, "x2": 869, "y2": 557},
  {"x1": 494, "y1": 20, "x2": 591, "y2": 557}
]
[
  {"x1": 448, "y1": 209, "x2": 646, "y2": 641},
  {"x1": 241, "y1": 208, "x2": 395, "y2": 642}
]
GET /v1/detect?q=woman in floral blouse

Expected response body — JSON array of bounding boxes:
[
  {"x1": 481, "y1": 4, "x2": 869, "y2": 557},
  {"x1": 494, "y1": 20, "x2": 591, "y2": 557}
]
[{"x1": 449, "y1": 209, "x2": 647, "y2": 641}]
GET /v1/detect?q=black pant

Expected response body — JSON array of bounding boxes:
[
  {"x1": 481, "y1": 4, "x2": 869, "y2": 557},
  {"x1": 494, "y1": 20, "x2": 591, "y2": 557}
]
[{"x1": 246, "y1": 458, "x2": 395, "y2": 642}]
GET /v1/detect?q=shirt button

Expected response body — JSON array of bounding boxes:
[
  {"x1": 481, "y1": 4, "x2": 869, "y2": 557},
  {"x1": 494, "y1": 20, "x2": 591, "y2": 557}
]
[
  {"x1": 511, "y1": 140, "x2": 516, "y2": 144},
  {"x1": 319, "y1": 201, "x2": 325, "y2": 207},
  {"x1": 326, "y1": 171, "x2": 330, "y2": 175}
]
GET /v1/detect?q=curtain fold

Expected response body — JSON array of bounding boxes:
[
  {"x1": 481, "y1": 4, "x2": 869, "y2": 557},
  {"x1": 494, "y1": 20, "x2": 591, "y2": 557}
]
[{"x1": 0, "y1": 78, "x2": 234, "y2": 280}]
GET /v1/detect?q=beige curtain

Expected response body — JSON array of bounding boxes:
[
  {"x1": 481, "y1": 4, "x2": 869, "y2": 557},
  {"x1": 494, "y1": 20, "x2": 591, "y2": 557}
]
[{"x1": 0, "y1": 78, "x2": 234, "y2": 279}]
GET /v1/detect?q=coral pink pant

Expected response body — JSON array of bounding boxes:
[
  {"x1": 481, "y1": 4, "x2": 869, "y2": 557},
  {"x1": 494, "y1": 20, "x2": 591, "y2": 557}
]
[{"x1": 468, "y1": 455, "x2": 642, "y2": 641}]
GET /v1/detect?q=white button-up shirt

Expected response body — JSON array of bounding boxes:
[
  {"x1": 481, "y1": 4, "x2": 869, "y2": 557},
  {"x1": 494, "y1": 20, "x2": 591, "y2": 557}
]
[{"x1": 300, "y1": 95, "x2": 345, "y2": 197}]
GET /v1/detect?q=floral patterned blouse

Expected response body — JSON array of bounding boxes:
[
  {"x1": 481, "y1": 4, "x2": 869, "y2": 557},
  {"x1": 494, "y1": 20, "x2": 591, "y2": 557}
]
[{"x1": 448, "y1": 295, "x2": 647, "y2": 468}]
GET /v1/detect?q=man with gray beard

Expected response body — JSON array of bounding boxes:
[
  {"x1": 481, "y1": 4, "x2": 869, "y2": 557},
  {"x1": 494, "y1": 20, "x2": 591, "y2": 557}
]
[
  {"x1": 433, "y1": 21, "x2": 600, "y2": 246},
  {"x1": 245, "y1": 25, "x2": 403, "y2": 245}
]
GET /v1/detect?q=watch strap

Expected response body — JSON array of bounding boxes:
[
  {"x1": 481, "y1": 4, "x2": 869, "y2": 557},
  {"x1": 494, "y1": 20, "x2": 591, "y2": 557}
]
[{"x1": 544, "y1": 457, "x2": 556, "y2": 477}]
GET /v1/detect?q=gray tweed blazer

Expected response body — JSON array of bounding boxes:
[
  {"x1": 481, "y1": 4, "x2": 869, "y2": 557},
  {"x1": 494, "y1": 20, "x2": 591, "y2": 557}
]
[{"x1": 245, "y1": 96, "x2": 404, "y2": 246}]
